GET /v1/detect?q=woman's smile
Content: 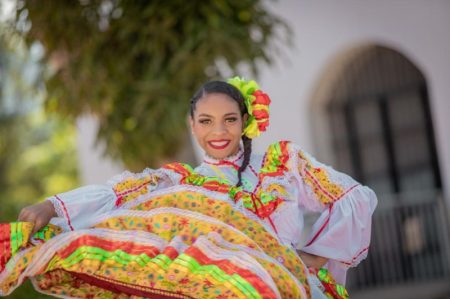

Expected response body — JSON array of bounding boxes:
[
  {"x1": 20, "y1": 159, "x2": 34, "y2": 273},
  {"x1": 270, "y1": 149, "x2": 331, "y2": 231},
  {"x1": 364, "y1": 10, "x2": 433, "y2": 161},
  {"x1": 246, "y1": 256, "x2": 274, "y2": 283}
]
[{"x1": 207, "y1": 139, "x2": 231, "y2": 150}]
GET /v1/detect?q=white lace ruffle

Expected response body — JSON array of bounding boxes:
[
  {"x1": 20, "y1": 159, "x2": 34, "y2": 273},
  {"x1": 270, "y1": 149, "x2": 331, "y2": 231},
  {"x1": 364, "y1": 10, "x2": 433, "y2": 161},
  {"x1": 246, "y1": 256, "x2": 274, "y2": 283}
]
[
  {"x1": 47, "y1": 196, "x2": 67, "y2": 220},
  {"x1": 106, "y1": 167, "x2": 184, "y2": 187}
]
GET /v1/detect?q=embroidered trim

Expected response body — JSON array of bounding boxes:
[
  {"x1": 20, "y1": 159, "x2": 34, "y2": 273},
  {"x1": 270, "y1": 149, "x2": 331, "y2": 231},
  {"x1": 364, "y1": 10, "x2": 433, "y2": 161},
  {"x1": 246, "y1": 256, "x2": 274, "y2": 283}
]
[
  {"x1": 297, "y1": 151, "x2": 345, "y2": 205},
  {"x1": 113, "y1": 175, "x2": 159, "y2": 207}
]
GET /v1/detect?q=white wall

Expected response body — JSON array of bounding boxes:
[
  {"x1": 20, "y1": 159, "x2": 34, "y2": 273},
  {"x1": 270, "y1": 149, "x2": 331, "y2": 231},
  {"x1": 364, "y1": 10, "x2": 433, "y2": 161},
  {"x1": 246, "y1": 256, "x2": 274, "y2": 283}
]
[{"x1": 255, "y1": 0, "x2": 450, "y2": 197}]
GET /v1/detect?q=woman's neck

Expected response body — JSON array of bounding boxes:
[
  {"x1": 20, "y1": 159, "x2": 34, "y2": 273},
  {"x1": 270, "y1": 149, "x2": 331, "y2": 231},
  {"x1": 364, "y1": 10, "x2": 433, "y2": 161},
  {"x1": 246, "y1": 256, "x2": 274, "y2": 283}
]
[{"x1": 203, "y1": 147, "x2": 244, "y2": 164}]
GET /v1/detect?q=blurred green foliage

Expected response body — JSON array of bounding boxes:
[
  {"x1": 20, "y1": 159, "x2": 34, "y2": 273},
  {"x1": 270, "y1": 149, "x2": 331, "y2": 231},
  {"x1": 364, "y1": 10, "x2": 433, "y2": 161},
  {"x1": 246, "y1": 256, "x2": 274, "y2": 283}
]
[
  {"x1": 0, "y1": 109, "x2": 79, "y2": 222},
  {"x1": 0, "y1": 30, "x2": 78, "y2": 299},
  {"x1": 9, "y1": 0, "x2": 290, "y2": 170}
]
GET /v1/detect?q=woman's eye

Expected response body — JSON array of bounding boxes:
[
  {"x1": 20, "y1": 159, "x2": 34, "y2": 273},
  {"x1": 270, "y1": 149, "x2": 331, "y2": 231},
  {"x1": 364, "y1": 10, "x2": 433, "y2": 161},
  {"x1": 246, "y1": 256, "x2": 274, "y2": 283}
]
[
  {"x1": 226, "y1": 117, "x2": 238, "y2": 123},
  {"x1": 199, "y1": 119, "x2": 211, "y2": 125}
]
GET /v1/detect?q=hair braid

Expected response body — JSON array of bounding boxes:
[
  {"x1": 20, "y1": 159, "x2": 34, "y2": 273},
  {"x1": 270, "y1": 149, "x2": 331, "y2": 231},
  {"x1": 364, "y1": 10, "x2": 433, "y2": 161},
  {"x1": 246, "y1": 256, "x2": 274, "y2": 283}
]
[{"x1": 236, "y1": 135, "x2": 252, "y2": 187}]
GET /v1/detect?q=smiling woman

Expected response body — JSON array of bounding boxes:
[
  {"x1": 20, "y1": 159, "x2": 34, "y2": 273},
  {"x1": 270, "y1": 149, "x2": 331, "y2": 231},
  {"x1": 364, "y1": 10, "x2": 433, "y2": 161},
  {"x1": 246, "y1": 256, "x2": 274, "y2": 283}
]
[{"x1": 0, "y1": 77, "x2": 377, "y2": 299}]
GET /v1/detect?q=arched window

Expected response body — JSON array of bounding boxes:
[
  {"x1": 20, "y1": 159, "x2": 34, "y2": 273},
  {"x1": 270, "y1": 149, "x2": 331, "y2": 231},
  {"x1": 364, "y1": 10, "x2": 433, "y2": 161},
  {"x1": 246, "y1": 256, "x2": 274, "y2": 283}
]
[
  {"x1": 311, "y1": 45, "x2": 450, "y2": 291},
  {"x1": 326, "y1": 45, "x2": 441, "y2": 195}
]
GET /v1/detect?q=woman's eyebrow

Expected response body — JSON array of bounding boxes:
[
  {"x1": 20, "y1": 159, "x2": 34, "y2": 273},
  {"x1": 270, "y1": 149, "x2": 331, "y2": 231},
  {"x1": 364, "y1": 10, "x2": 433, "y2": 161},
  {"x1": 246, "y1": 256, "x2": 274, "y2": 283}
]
[
  {"x1": 198, "y1": 113, "x2": 213, "y2": 118},
  {"x1": 198, "y1": 112, "x2": 238, "y2": 118}
]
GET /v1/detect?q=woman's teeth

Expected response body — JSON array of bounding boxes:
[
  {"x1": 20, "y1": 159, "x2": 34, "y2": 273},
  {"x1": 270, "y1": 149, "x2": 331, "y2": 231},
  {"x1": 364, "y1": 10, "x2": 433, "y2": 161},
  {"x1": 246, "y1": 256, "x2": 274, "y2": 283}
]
[{"x1": 208, "y1": 140, "x2": 230, "y2": 149}]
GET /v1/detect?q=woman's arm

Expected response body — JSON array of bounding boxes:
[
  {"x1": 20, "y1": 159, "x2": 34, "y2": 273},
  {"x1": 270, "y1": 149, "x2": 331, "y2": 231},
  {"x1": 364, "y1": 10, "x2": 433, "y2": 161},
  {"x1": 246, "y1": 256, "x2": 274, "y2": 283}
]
[
  {"x1": 17, "y1": 184, "x2": 117, "y2": 234},
  {"x1": 286, "y1": 142, "x2": 377, "y2": 284},
  {"x1": 298, "y1": 251, "x2": 328, "y2": 269},
  {"x1": 16, "y1": 166, "x2": 182, "y2": 235}
]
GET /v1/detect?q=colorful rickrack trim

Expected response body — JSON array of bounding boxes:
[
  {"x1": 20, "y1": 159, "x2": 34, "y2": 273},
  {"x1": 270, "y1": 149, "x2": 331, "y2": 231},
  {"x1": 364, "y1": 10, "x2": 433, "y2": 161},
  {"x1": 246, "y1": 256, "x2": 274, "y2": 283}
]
[
  {"x1": 309, "y1": 268, "x2": 349, "y2": 299},
  {"x1": 259, "y1": 141, "x2": 290, "y2": 179}
]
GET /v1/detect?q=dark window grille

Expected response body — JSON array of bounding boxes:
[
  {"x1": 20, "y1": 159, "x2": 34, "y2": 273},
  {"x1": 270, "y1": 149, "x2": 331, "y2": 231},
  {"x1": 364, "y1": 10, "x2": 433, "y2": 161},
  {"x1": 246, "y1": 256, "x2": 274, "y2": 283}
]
[{"x1": 324, "y1": 46, "x2": 450, "y2": 292}]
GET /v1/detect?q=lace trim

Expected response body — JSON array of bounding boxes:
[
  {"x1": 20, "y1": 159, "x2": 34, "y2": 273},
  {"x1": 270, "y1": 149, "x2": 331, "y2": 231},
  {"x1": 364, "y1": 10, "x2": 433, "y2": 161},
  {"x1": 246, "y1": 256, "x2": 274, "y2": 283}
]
[
  {"x1": 106, "y1": 168, "x2": 183, "y2": 187},
  {"x1": 48, "y1": 196, "x2": 74, "y2": 231}
]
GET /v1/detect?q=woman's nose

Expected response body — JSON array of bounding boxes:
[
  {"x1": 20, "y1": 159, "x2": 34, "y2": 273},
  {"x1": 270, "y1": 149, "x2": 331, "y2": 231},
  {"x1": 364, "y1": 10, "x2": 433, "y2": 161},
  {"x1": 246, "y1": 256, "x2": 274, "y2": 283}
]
[{"x1": 212, "y1": 122, "x2": 227, "y2": 134}]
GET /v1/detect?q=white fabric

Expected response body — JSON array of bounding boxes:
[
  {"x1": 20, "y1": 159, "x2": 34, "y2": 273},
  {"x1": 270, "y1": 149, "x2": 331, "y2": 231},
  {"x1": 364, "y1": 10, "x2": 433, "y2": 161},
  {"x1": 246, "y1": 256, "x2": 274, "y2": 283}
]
[
  {"x1": 48, "y1": 185, "x2": 116, "y2": 231},
  {"x1": 47, "y1": 167, "x2": 182, "y2": 230},
  {"x1": 46, "y1": 141, "x2": 377, "y2": 287}
]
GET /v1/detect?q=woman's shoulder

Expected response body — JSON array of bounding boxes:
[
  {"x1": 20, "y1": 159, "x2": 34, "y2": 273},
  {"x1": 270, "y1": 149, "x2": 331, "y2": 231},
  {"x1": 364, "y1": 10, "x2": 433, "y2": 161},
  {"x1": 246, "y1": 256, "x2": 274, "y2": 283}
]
[
  {"x1": 249, "y1": 140, "x2": 300, "y2": 175},
  {"x1": 260, "y1": 140, "x2": 306, "y2": 165}
]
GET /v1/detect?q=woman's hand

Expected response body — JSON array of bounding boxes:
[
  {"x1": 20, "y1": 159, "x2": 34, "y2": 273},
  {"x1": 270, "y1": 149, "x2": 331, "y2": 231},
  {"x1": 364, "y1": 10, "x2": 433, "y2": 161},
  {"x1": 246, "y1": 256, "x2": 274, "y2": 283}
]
[
  {"x1": 17, "y1": 201, "x2": 57, "y2": 236},
  {"x1": 299, "y1": 251, "x2": 329, "y2": 269}
]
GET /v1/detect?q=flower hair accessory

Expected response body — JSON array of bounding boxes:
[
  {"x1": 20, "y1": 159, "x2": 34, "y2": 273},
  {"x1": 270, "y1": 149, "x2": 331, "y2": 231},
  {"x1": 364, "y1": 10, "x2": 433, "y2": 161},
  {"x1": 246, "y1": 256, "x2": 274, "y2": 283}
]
[{"x1": 227, "y1": 76, "x2": 271, "y2": 139}]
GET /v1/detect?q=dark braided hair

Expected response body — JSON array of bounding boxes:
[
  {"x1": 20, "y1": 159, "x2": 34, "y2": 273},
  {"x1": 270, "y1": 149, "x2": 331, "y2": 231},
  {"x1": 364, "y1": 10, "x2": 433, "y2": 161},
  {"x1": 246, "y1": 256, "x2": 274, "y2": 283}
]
[{"x1": 190, "y1": 81, "x2": 253, "y2": 187}]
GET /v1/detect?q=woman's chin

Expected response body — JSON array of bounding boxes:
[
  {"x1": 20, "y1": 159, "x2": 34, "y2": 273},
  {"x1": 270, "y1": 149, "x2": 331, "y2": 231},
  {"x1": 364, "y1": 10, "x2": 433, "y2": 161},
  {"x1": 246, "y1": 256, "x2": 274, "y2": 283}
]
[
  {"x1": 206, "y1": 151, "x2": 229, "y2": 160},
  {"x1": 205, "y1": 148, "x2": 236, "y2": 160}
]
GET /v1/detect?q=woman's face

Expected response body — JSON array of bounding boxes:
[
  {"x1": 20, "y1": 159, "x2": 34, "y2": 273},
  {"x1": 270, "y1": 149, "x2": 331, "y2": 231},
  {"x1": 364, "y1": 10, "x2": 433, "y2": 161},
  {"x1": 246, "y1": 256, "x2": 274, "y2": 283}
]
[{"x1": 190, "y1": 93, "x2": 247, "y2": 160}]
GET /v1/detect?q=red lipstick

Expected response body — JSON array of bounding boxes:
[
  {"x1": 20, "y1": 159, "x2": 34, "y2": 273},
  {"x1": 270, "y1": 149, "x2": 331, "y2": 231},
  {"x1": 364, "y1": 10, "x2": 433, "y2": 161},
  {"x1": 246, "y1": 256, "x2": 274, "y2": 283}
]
[{"x1": 208, "y1": 140, "x2": 231, "y2": 150}]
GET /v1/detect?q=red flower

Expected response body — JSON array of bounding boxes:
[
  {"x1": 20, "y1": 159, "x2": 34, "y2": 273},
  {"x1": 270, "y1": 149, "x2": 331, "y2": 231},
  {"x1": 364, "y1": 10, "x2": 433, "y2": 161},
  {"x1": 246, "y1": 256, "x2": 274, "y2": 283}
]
[
  {"x1": 252, "y1": 109, "x2": 269, "y2": 120},
  {"x1": 179, "y1": 278, "x2": 190, "y2": 284},
  {"x1": 257, "y1": 120, "x2": 269, "y2": 131},
  {"x1": 253, "y1": 90, "x2": 271, "y2": 105}
]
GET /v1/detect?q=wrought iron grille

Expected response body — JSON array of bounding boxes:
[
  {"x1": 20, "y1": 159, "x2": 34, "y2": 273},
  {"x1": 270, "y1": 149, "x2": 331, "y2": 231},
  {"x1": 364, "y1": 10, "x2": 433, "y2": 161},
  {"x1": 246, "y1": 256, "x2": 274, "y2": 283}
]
[{"x1": 324, "y1": 45, "x2": 449, "y2": 290}]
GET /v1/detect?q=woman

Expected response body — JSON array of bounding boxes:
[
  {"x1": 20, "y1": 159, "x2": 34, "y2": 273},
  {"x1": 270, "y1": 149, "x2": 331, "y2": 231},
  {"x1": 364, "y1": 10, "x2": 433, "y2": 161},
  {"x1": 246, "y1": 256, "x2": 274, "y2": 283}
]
[{"x1": 0, "y1": 78, "x2": 377, "y2": 298}]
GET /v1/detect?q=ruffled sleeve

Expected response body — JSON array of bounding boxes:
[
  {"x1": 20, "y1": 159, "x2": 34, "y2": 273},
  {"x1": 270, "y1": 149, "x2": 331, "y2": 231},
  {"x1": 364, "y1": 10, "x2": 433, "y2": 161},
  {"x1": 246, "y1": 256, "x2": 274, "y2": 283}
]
[
  {"x1": 283, "y1": 142, "x2": 378, "y2": 284},
  {"x1": 47, "y1": 165, "x2": 186, "y2": 231}
]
